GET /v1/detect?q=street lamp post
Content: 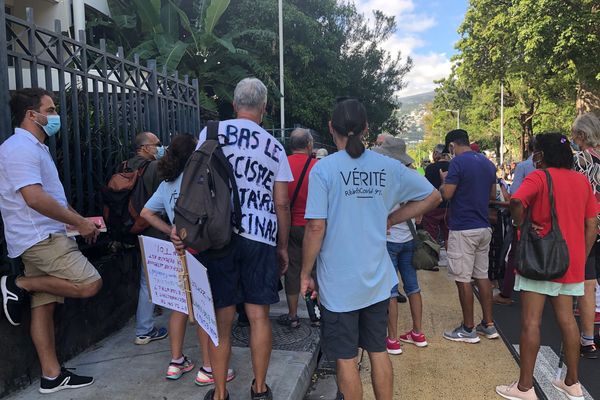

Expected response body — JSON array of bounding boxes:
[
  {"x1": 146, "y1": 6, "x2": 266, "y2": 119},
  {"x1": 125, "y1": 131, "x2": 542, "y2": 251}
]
[
  {"x1": 278, "y1": 0, "x2": 285, "y2": 143},
  {"x1": 500, "y1": 82, "x2": 504, "y2": 165},
  {"x1": 445, "y1": 109, "x2": 460, "y2": 129}
]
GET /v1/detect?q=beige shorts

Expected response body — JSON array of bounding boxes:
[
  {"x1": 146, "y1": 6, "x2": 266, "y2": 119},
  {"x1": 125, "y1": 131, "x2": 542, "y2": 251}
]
[
  {"x1": 447, "y1": 228, "x2": 492, "y2": 283},
  {"x1": 21, "y1": 234, "x2": 101, "y2": 308}
]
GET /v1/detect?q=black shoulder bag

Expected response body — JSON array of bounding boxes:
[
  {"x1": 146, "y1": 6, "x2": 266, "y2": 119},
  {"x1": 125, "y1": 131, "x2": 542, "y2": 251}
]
[{"x1": 516, "y1": 169, "x2": 569, "y2": 281}]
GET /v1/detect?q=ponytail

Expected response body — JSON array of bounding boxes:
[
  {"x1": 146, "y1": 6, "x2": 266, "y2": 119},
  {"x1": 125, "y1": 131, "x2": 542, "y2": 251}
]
[
  {"x1": 331, "y1": 98, "x2": 368, "y2": 159},
  {"x1": 346, "y1": 133, "x2": 365, "y2": 158}
]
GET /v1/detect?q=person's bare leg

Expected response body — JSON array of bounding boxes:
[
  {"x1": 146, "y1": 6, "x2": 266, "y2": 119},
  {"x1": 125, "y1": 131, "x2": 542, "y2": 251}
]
[
  {"x1": 245, "y1": 303, "x2": 271, "y2": 393},
  {"x1": 456, "y1": 282, "x2": 474, "y2": 328},
  {"x1": 387, "y1": 298, "x2": 398, "y2": 339},
  {"x1": 518, "y1": 291, "x2": 546, "y2": 390},
  {"x1": 168, "y1": 311, "x2": 188, "y2": 360},
  {"x1": 17, "y1": 276, "x2": 101, "y2": 299},
  {"x1": 197, "y1": 327, "x2": 211, "y2": 368},
  {"x1": 475, "y1": 278, "x2": 494, "y2": 325},
  {"x1": 337, "y1": 358, "x2": 362, "y2": 400},
  {"x1": 579, "y1": 280, "x2": 596, "y2": 340},
  {"x1": 208, "y1": 305, "x2": 236, "y2": 400},
  {"x1": 407, "y1": 293, "x2": 423, "y2": 333},
  {"x1": 550, "y1": 295, "x2": 580, "y2": 386},
  {"x1": 287, "y1": 293, "x2": 299, "y2": 318},
  {"x1": 368, "y1": 351, "x2": 393, "y2": 400},
  {"x1": 30, "y1": 303, "x2": 61, "y2": 378}
]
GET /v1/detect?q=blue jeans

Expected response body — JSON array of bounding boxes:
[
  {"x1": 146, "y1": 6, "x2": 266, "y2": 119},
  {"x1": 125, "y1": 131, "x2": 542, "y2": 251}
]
[
  {"x1": 387, "y1": 240, "x2": 421, "y2": 296},
  {"x1": 136, "y1": 261, "x2": 155, "y2": 336}
]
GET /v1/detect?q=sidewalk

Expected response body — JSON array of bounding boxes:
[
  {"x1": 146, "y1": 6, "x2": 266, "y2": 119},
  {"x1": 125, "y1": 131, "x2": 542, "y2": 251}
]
[
  {"x1": 360, "y1": 268, "x2": 520, "y2": 399},
  {"x1": 5, "y1": 296, "x2": 319, "y2": 400},
  {"x1": 305, "y1": 256, "x2": 521, "y2": 400}
]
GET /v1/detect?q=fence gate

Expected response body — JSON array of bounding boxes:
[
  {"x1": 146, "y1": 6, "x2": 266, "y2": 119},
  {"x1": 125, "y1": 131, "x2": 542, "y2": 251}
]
[{"x1": 0, "y1": 3, "x2": 202, "y2": 215}]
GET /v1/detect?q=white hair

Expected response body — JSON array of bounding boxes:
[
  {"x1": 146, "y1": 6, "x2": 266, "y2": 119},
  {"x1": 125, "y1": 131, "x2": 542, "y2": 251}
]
[
  {"x1": 234, "y1": 78, "x2": 268, "y2": 111},
  {"x1": 573, "y1": 113, "x2": 600, "y2": 148}
]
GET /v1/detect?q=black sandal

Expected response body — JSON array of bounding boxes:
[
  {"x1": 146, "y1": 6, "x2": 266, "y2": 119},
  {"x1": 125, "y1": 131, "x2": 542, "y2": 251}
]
[
  {"x1": 203, "y1": 389, "x2": 229, "y2": 400},
  {"x1": 276, "y1": 314, "x2": 300, "y2": 328}
]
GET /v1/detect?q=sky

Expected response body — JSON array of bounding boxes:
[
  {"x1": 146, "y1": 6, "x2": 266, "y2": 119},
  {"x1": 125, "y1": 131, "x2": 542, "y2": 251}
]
[{"x1": 354, "y1": 0, "x2": 469, "y2": 98}]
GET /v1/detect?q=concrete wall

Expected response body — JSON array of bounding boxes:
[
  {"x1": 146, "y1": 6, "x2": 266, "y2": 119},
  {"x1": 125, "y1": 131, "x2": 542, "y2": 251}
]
[
  {"x1": 0, "y1": 238, "x2": 141, "y2": 398},
  {"x1": 5, "y1": 0, "x2": 110, "y2": 31},
  {"x1": 6, "y1": 0, "x2": 70, "y2": 31}
]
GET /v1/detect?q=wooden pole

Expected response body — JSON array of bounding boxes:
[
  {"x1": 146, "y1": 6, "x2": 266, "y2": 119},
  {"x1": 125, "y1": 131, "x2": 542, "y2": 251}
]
[{"x1": 178, "y1": 251, "x2": 195, "y2": 324}]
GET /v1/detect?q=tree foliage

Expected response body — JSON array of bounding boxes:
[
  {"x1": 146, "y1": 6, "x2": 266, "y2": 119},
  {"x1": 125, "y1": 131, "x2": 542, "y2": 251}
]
[
  {"x1": 91, "y1": 0, "x2": 411, "y2": 141},
  {"x1": 423, "y1": 0, "x2": 596, "y2": 161}
]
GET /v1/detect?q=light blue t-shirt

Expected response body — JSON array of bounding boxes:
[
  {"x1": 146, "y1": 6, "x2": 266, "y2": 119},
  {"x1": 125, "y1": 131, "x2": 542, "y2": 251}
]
[
  {"x1": 144, "y1": 174, "x2": 183, "y2": 224},
  {"x1": 305, "y1": 150, "x2": 434, "y2": 312}
]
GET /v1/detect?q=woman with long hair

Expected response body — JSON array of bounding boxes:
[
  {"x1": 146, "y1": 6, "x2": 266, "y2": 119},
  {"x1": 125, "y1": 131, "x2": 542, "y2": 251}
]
[
  {"x1": 300, "y1": 99, "x2": 441, "y2": 400},
  {"x1": 571, "y1": 112, "x2": 600, "y2": 358},
  {"x1": 140, "y1": 134, "x2": 235, "y2": 385},
  {"x1": 496, "y1": 133, "x2": 598, "y2": 400}
]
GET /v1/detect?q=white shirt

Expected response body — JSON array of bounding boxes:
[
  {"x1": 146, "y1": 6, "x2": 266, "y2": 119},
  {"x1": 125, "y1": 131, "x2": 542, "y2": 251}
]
[
  {"x1": 0, "y1": 128, "x2": 68, "y2": 257},
  {"x1": 387, "y1": 204, "x2": 415, "y2": 243},
  {"x1": 197, "y1": 119, "x2": 293, "y2": 246}
]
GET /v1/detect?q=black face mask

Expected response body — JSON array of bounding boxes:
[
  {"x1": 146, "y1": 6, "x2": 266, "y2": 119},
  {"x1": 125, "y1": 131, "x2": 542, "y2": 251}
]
[{"x1": 532, "y1": 151, "x2": 544, "y2": 168}]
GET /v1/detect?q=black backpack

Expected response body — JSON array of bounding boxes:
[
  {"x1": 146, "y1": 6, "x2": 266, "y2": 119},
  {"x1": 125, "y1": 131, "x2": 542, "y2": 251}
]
[{"x1": 174, "y1": 121, "x2": 243, "y2": 254}]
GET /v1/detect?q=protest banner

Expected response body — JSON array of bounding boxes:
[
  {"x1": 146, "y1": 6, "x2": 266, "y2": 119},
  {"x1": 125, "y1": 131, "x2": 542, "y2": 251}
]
[
  {"x1": 186, "y1": 253, "x2": 219, "y2": 347},
  {"x1": 139, "y1": 236, "x2": 191, "y2": 318}
]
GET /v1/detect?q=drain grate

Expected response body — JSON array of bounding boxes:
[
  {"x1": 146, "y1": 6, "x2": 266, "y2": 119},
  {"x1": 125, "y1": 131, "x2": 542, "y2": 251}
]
[{"x1": 231, "y1": 317, "x2": 320, "y2": 352}]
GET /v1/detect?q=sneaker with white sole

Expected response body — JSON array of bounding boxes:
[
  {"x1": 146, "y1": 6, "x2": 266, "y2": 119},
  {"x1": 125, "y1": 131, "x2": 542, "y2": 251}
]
[
  {"x1": 496, "y1": 381, "x2": 538, "y2": 400},
  {"x1": 134, "y1": 326, "x2": 168, "y2": 345},
  {"x1": 1, "y1": 275, "x2": 26, "y2": 326},
  {"x1": 195, "y1": 367, "x2": 236, "y2": 386},
  {"x1": 552, "y1": 380, "x2": 584, "y2": 400},
  {"x1": 398, "y1": 330, "x2": 428, "y2": 347},
  {"x1": 443, "y1": 324, "x2": 480, "y2": 343},
  {"x1": 39, "y1": 367, "x2": 94, "y2": 394},
  {"x1": 476, "y1": 321, "x2": 500, "y2": 339},
  {"x1": 165, "y1": 355, "x2": 195, "y2": 380},
  {"x1": 386, "y1": 337, "x2": 403, "y2": 355}
]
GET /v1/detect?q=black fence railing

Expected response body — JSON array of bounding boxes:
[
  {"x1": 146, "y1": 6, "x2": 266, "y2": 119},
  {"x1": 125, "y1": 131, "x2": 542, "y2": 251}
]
[{"x1": 0, "y1": 4, "x2": 202, "y2": 216}]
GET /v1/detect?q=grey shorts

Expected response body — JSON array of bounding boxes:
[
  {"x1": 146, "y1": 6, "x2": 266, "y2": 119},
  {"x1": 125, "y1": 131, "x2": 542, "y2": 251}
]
[
  {"x1": 285, "y1": 225, "x2": 317, "y2": 295},
  {"x1": 585, "y1": 240, "x2": 600, "y2": 281},
  {"x1": 321, "y1": 299, "x2": 388, "y2": 360},
  {"x1": 447, "y1": 228, "x2": 492, "y2": 282}
]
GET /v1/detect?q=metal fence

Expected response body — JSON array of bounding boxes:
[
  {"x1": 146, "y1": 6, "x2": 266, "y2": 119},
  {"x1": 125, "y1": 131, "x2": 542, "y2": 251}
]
[{"x1": 0, "y1": 4, "x2": 202, "y2": 215}]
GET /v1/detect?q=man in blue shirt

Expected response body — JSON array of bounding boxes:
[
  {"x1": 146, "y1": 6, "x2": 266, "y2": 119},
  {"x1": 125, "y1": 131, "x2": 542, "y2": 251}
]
[
  {"x1": 509, "y1": 140, "x2": 536, "y2": 195},
  {"x1": 439, "y1": 129, "x2": 498, "y2": 343},
  {"x1": 300, "y1": 99, "x2": 441, "y2": 400}
]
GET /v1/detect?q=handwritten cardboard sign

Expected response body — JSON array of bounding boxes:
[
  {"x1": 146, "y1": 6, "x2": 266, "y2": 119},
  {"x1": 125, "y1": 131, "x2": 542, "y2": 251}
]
[
  {"x1": 139, "y1": 236, "x2": 188, "y2": 315},
  {"x1": 186, "y1": 253, "x2": 219, "y2": 346},
  {"x1": 139, "y1": 236, "x2": 219, "y2": 346}
]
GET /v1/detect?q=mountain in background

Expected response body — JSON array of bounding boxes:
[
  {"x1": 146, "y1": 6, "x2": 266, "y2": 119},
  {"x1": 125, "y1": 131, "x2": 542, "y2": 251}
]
[{"x1": 396, "y1": 91, "x2": 434, "y2": 144}]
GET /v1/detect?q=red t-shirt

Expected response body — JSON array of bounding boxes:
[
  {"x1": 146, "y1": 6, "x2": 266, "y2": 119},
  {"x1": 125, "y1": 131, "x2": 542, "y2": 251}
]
[
  {"x1": 512, "y1": 168, "x2": 599, "y2": 283},
  {"x1": 287, "y1": 154, "x2": 317, "y2": 227}
]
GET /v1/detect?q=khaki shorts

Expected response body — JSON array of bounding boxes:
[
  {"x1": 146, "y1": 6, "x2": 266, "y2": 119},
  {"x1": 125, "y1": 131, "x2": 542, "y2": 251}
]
[
  {"x1": 447, "y1": 228, "x2": 492, "y2": 283},
  {"x1": 21, "y1": 234, "x2": 101, "y2": 308}
]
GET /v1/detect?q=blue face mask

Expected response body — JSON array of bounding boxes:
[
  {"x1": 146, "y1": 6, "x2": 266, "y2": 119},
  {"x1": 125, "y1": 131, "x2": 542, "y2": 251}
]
[
  {"x1": 155, "y1": 146, "x2": 166, "y2": 160},
  {"x1": 571, "y1": 141, "x2": 580, "y2": 152},
  {"x1": 34, "y1": 112, "x2": 61, "y2": 137}
]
